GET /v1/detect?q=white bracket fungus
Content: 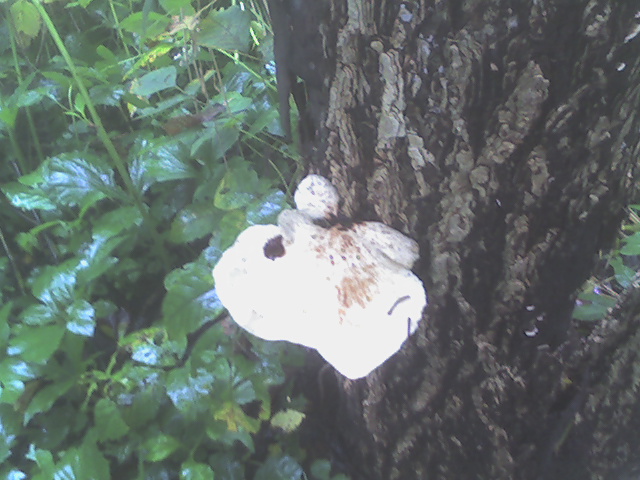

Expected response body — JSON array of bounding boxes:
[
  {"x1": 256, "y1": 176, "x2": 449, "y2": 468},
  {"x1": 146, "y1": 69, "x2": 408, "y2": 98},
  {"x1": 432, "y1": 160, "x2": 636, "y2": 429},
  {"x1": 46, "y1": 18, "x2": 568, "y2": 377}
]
[{"x1": 212, "y1": 174, "x2": 427, "y2": 379}]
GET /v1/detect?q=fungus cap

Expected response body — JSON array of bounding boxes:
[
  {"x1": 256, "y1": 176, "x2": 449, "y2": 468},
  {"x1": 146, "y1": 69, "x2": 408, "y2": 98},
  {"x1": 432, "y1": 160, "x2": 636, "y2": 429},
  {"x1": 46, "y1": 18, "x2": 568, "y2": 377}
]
[{"x1": 212, "y1": 175, "x2": 427, "y2": 379}]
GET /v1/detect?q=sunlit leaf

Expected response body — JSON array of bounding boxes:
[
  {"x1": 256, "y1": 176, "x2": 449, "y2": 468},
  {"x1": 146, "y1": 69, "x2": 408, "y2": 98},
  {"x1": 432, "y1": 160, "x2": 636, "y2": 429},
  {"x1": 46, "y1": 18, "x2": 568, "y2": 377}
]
[
  {"x1": 42, "y1": 155, "x2": 121, "y2": 207},
  {"x1": 66, "y1": 300, "x2": 95, "y2": 337},
  {"x1": 246, "y1": 190, "x2": 287, "y2": 225},
  {"x1": 270, "y1": 409, "x2": 305, "y2": 433},
  {"x1": 1, "y1": 182, "x2": 57, "y2": 211},
  {"x1": 166, "y1": 368, "x2": 215, "y2": 414},
  {"x1": 10, "y1": 0, "x2": 41, "y2": 47}
]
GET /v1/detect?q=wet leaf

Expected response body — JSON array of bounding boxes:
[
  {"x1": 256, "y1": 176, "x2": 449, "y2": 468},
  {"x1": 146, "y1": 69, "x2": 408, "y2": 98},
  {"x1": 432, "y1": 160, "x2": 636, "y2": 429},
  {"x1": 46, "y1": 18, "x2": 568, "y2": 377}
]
[
  {"x1": 66, "y1": 300, "x2": 95, "y2": 337},
  {"x1": 163, "y1": 261, "x2": 221, "y2": 339}
]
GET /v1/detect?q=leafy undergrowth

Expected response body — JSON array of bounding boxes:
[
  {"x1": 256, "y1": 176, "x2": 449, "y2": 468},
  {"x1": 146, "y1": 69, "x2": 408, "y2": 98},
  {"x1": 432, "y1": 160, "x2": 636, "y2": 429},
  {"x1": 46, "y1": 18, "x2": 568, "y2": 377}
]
[
  {"x1": 573, "y1": 206, "x2": 640, "y2": 323},
  {"x1": 0, "y1": 1, "x2": 347, "y2": 479}
]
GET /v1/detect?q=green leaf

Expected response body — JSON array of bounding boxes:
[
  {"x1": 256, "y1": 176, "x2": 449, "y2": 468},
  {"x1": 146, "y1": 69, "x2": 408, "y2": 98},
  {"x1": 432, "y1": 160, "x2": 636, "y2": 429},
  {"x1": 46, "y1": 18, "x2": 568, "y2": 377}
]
[
  {"x1": 169, "y1": 203, "x2": 219, "y2": 243},
  {"x1": 8, "y1": 324, "x2": 65, "y2": 364},
  {"x1": 254, "y1": 455, "x2": 305, "y2": 480},
  {"x1": 23, "y1": 377, "x2": 75, "y2": 424},
  {"x1": 621, "y1": 232, "x2": 640, "y2": 256},
  {"x1": 218, "y1": 210, "x2": 247, "y2": 247},
  {"x1": 143, "y1": 433, "x2": 181, "y2": 462},
  {"x1": 136, "y1": 140, "x2": 196, "y2": 184},
  {"x1": 246, "y1": 191, "x2": 286, "y2": 225},
  {"x1": 270, "y1": 409, "x2": 305, "y2": 433},
  {"x1": 310, "y1": 459, "x2": 332, "y2": 480},
  {"x1": 66, "y1": 300, "x2": 95, "y2": 337},
  {"x1": 0, "y1": 404, "x2": 20, "y2": 463},
  {"x1": 610, "y1": 256, "x2": 636, "y2": 289},
  {"x1": 2, "y1": 182, "x2": 57, "y2": 211},
  {"x1": 10, "y1": 0, "x2": 41, "y2": 44},
  {"x1": 31, "y1": 264, "x2": 76, "y2": 306},
  {"x1": 572, "y1": 291, "x2": 617, "y2": 322},
  {"x1": 214, "y1": 161, "x2": 260, "y2": 210},
  {"x1": 94, "y1": 398, "x2": 130, "y2": 441},
  {"x1": 19, "y1": 303, "x2": 58, "y2": 326},
  {"x1": 180, "y1": 461, "x2": 215, "y2": 480},
  {"x1": 159, "y1": 0, "x2": 195, "y2": 15},
  {"x1": 130, "y1": 66, "x2": 178, "y2": 97},
  {"x1": 166, "y1": 368, "x2": 215, "y2": 415},
  {"x1": 0, "y1": 302, "x2": 12, "y2": 349},
  {"x1": 120, "y1": 11, "x2": 170, "y2": 39},
  {"x1": 197, "y1": 6, "x2": 252, "y2": 52},
  {"x1": 163, "y1": 261, "x2": 221, "y2": 339},
  {"x1": 193, "y1": 120, "x2": 240, "y2": 159},
  {"x1": 42, "y1": 155, "x2": 121, "y2": 207}
]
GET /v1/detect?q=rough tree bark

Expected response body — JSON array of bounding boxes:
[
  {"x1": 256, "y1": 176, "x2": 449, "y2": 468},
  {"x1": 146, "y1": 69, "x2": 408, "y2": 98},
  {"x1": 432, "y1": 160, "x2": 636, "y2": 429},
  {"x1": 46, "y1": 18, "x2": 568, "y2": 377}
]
[{"x1": 272, "y1": 1, "x2": 640, "y2": 478}]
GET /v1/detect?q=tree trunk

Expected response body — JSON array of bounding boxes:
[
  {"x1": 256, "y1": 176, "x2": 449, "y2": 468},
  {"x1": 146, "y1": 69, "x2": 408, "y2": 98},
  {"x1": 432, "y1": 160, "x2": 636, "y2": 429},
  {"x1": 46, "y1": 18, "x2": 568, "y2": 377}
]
[{"x1": 275, "y1": 1, "x2": 640, "y2": 478}]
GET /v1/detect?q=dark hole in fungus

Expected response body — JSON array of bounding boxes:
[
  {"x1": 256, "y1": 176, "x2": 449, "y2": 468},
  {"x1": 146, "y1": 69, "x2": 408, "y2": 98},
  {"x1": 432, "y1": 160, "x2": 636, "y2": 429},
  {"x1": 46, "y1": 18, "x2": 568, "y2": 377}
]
[{"x1": 263, "y1": 235, "x2": 286, "y2": 260}]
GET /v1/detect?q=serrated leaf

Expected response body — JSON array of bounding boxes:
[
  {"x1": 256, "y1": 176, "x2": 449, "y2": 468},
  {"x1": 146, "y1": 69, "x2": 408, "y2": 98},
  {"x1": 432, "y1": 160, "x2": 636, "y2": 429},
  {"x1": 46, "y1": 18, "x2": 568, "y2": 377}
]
[
  {"x1": 94, "y1": 398, "x2": 130, "y2": 441},
  {"x1": 8, "y1": 324, "x2": 65, "y2": 364},
  {"x1": 66, "y1": 300, "x2": 95, "y2": 337},
  {"x1": 31, "y1": 265, "x2": 76, "y2": 306},
  {"x1": 19, "y1": 303, "x2": 58, "y2": 326},
  {"x1": 1, "y1": 182, "x2": 57, "y2": 211},
  {"x1": 270, "y1": 409, "x2": 305, "y2": 432},
  {"x1": 143, "y1": 433, "x2": 181, "y2": 462},
  {"x1": 197, "y1": 6, "x2": 251, "y2": 52},
  {"x1": 130, "y1": 66, "x2": 178, "y2": 97},
  {"x1": 10, "y1": 0, "x2": 41, "y2": 46},
  {"x1": 163, "y1": 261, "x2": 221, "y2": 339},
  {"x1": 42, "y1": 155, "x2": 121, "y2": 207}
]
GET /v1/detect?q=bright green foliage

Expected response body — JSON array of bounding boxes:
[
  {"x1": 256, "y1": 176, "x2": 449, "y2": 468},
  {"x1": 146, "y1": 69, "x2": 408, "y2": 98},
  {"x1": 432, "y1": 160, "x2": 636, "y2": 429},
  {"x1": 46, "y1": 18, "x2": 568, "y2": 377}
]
[{"x1": 0, "y1": 0, "x2": 342, "y2": 478}]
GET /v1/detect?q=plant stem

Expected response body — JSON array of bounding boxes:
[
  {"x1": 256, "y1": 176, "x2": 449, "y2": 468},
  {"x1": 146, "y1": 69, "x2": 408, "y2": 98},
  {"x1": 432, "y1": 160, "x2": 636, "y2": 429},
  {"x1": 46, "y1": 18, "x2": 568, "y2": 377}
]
[{"x1": 33, "y1": 0, "x2": 170, "y2": 269}]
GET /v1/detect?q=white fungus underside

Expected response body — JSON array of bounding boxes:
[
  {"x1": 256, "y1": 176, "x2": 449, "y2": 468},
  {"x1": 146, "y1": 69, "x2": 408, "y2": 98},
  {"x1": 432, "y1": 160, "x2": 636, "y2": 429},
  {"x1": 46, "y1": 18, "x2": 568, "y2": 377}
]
[{"x1": 212, "y1": 176, "x2": 427, "y2": 379}]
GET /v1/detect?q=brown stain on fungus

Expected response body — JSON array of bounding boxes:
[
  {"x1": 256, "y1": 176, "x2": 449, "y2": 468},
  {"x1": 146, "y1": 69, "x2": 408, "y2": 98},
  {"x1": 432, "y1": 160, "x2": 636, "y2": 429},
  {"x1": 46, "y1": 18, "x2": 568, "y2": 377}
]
[{"x1": 263, "y1": 235, "x2": 286, "y2": 260}]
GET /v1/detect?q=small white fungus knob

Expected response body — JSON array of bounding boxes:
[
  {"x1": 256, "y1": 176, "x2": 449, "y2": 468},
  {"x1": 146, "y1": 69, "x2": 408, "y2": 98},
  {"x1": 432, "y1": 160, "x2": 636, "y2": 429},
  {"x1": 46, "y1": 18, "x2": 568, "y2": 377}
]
[{"x1": 293, "y1": 174, "x2": 340, "y2": 220}]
